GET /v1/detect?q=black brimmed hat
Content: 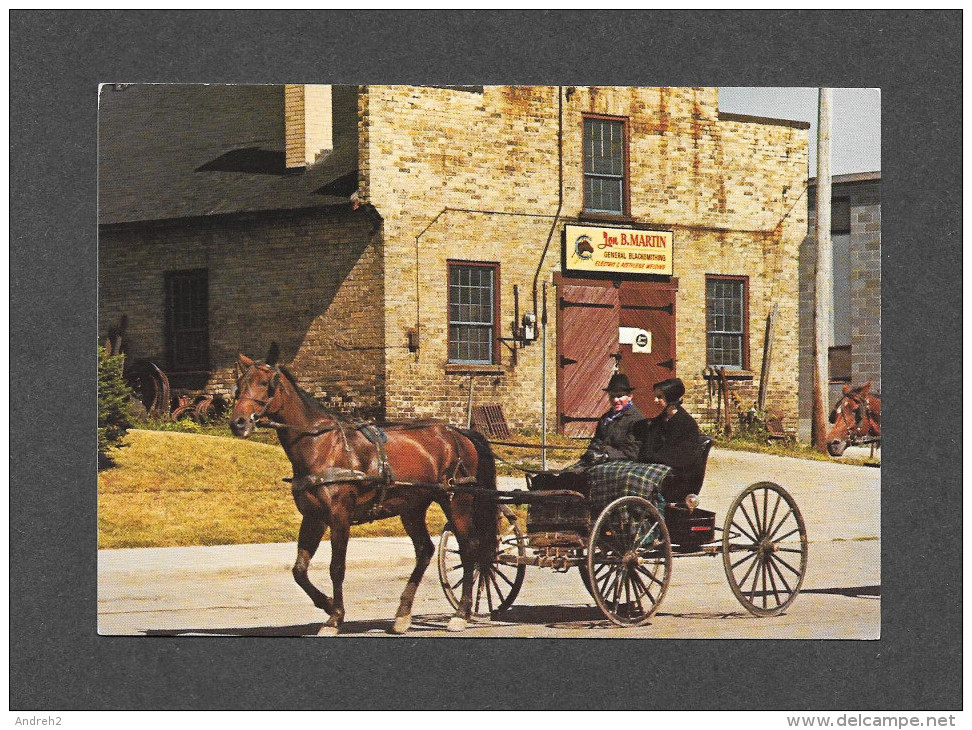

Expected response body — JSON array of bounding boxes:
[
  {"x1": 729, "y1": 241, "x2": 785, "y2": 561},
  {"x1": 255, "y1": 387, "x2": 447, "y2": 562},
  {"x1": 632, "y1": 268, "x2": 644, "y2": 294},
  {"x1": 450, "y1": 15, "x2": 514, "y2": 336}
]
[
  {"x1": 604, "y1": 373, "x2": 635, "y2": 394},
  {"x1": 653, "y1": 377, "x2": 685, "y2": 404}
]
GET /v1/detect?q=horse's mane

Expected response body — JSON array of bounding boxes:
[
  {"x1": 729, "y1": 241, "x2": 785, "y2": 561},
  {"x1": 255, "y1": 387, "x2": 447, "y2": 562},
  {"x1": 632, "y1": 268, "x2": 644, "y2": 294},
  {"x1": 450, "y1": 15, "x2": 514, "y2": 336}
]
[
  {"x1": 847, "y1": 384, "x2": 881, "y2": 400},
  {"x1": 278, "y1": 364, "x2": 333, "y2": 418}
]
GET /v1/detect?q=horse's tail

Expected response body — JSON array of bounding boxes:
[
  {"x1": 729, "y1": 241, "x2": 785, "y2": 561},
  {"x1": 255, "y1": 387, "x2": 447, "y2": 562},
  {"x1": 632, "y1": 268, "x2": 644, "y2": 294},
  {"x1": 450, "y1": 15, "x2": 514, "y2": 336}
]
[{"x1": 458, "y1": 428, "x2": 498, "y2": 573}]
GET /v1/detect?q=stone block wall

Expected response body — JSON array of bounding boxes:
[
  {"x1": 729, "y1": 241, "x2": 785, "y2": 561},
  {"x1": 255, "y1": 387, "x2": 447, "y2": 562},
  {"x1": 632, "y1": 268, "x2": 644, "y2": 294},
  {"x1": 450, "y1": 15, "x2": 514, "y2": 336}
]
[
  {"x1": 359, "y1": 85, "x2": 563, "y2": 429},
  {"x1": 285, "y1": 84, "x2": 335, "y2": 168},
  {"x1": 284, "y1": 84, "x2": 306, "y2": 169},
  {"x1": 98, "y1": 209, "x2": 386, "y2": 418},
  {"x1": 360, "y1": 86, "x2": 808, "y2": 432},
  {"x1": 99, "y1": 84, "x2": 809, "y2": 432}
]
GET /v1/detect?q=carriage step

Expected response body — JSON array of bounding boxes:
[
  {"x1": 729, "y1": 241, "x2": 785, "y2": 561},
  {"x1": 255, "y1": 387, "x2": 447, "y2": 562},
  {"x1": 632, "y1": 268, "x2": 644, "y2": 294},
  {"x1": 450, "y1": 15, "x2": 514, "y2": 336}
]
[{"x1": 498, "y1": 488, "x2": 586, "y2": 504}]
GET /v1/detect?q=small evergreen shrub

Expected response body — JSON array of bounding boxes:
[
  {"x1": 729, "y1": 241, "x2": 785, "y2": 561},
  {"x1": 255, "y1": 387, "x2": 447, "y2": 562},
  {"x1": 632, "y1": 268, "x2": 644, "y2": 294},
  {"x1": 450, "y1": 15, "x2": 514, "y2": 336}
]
[{"x1": 98, "y1": 345, "x2": 135, "y2": 467}]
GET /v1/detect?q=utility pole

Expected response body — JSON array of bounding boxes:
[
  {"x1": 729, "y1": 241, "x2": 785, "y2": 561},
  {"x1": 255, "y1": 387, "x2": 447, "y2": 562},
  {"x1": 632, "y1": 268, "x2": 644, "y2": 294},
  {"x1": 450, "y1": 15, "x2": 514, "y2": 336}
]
[{"x1": 812, "y1": 88, "x2": 833, "y2": 451}]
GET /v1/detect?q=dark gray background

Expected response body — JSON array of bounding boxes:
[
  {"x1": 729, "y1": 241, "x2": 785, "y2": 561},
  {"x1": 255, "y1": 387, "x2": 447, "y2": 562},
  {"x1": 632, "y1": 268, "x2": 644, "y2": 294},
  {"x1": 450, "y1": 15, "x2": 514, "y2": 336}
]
[{"x1": 10, "y1": 10, "x2": 962, "y2": 710}]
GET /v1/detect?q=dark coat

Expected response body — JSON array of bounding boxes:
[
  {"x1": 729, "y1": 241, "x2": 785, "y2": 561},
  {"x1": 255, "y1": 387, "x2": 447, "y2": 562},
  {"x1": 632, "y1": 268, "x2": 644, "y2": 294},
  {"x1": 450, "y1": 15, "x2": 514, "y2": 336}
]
[
  {"x1": 636, "y1": 406, "x2": 701, "y2": 473},
  {"x1": 583, "y1": 403, "x2": 645, "y2": 463}
]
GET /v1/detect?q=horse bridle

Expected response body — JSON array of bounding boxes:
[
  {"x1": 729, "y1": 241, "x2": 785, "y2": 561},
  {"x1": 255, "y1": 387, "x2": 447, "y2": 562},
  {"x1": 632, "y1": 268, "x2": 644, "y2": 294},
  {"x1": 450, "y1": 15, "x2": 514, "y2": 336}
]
[
  {"x1": 835, "y1": 394, "x2": 871, "y2": 442},
  {"x1": 235, "y1": 364, "x2": 282, "y2": 424},
  {"x1": 235, "y1": 363, "x2": 339, "y2": 437}
]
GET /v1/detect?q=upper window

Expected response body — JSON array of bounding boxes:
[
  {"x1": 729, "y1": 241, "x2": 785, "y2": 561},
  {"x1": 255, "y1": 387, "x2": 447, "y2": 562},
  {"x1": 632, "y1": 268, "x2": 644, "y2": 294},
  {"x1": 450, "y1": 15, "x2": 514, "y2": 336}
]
[
  {"x1": 831, "y1": 197, "x2": 851, "y2": 234},
  {"x1": 165, "y1": 269, "x2": 209, "y2": 371},
  {"x1": 706, "y1": 275, "x2": 748, "y2": 370},
  {"x1": 583, "y1": 116, "x2": 628, "y2": 216},
  {"x1": 448, "y1": 262, "x2": 498, "y2": 365}
]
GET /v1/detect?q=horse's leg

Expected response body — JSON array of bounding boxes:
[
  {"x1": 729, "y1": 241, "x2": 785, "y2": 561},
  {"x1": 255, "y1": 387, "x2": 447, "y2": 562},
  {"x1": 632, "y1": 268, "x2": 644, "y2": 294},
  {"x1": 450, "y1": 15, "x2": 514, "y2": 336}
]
[
  {"x1": 318, "y1": 508, "x2": 350, "y2": 636},
  {"x1": 446, "y1": 496, "x2": 480, "y2": 633},
  {"x1": 390, "y1": 504, "x2": 436, "y2": 635},
  {"x1": 292, "y1": 515, "x2": 334, "y2": 615}
]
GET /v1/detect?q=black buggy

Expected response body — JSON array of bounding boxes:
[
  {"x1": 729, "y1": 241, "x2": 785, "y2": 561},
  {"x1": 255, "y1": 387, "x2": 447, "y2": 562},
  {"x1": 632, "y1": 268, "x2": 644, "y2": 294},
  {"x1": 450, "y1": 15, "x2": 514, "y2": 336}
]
[{"x1": 437, "y1": 438, "x2": 809, "y2": 627}]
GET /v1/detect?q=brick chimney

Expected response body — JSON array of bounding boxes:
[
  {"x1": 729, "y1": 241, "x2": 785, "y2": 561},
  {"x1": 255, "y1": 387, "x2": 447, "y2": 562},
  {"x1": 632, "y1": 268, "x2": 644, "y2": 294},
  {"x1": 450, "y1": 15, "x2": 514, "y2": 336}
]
[{"x1": 284, "y1": 84, "x2": 333, "y2": 169}]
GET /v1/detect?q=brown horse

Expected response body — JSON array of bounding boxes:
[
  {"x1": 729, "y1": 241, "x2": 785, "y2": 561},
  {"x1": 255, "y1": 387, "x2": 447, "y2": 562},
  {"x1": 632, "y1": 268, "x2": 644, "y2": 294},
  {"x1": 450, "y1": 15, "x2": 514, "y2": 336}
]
[
  {"x1": 229, "y1": 354, "x2": 498, "y2": 635},
  {"x1": 827, "y1": 381, "x2": 881, "y2": 457}
]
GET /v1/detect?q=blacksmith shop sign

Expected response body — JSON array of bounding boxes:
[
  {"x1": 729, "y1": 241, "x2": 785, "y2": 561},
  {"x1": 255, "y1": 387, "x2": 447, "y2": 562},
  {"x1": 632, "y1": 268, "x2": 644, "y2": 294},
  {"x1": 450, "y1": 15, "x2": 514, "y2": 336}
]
[{"x1": 564, "y1": 224, "x2": 673, "y2": 276}]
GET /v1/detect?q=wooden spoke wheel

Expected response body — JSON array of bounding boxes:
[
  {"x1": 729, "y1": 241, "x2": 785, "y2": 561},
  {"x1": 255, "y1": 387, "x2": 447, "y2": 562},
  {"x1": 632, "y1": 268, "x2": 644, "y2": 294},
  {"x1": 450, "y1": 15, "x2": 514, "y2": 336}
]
[
  {"x1": 722, "y1": 482, "x2": 809, "y2": 617},
  {"x1": 586, "y1": 496, "x2": 672, "y2": 627},
  {"x1": 578, "y1": 563, "x2": 595, "y2": 598},
  {"x1": 437, "y1": 505, "x2": 526, "y2": 618}
]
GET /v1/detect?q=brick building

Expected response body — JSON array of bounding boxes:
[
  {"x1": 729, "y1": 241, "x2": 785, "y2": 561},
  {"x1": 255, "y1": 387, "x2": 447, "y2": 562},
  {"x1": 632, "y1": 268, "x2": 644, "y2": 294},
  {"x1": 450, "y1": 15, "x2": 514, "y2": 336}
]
[
  {"x1": 99, "y1": 84, "x2": 809, "y2": 436},
  {"x1": 798, "y1": 172, "x2": 881, "y2": 440}
]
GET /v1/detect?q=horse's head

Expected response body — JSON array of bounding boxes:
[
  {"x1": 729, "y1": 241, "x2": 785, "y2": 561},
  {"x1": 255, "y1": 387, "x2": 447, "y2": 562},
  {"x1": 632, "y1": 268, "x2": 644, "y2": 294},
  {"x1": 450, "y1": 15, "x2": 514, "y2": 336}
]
[
  {"x1": 229, "y1": 353, "x2": 282, "y2": 438},
  {"x1": 825, "y1": 383, "x2": 872, "y2": 456}
]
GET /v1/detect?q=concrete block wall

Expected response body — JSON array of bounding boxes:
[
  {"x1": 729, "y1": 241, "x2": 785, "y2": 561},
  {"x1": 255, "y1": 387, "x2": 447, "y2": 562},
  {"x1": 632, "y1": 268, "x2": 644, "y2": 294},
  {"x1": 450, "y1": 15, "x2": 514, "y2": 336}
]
[
  {"x1": 98, "y1": 209, "x2": 386, "y2": 418},
  {"x1": 799, "y1": 177, "x2": 881, "y2": 439},
  {"x1": 849, "y1": 185, "x2": 881, "y2": 392},
  {"x1": 360, "y1": 86, "x2": 808, "y2": 431}
]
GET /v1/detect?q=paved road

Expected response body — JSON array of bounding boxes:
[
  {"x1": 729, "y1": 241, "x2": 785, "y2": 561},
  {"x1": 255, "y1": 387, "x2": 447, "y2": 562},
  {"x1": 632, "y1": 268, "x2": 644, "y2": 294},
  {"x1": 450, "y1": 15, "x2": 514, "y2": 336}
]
[{"x1": 98, "y1": 448, "x2": 880, "y2": 639}]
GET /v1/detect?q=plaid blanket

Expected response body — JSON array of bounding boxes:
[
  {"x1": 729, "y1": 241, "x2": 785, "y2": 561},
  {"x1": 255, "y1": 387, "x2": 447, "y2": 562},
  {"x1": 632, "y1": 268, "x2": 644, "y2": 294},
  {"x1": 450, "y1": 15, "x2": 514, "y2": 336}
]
[
  {"x1": 525, "y1": 461, "x2": 672, "y2": 533},
  {"x1": 587, "y1": 460, "x2": 672, "y2": 511}
]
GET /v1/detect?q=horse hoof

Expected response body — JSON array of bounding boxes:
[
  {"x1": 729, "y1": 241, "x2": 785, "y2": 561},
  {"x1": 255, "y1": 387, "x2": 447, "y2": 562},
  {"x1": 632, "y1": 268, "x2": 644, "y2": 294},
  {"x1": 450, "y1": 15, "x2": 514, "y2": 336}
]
[
  {"x1": 446, "y1": 616, "x2": 468, "y2": 633},
  {"x1": 390, "y1": 615, "x2": 412, "y2": 635},
  {"x1": 316, "y1": 624, "x2": 340, "y2": 637}
]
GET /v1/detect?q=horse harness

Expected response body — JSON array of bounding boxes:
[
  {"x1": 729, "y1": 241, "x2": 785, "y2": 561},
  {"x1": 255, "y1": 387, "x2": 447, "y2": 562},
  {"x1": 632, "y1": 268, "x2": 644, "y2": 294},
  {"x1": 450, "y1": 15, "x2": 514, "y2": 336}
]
[
  {"x1": 278, "y1": 419, "x2": 477, "y2": 522},
  {"x1": 239, "y1": 363, "x2": 478, "y2": 518},
  {"x1": 839, "y1": 393, "x2": 879, "y2": 445}
]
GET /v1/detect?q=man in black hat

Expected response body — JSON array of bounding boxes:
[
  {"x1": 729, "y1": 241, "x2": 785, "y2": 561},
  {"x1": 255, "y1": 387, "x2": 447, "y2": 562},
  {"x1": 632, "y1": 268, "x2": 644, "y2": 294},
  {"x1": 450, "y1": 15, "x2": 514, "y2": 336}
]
[{"x1": 579, "y1": 372, "x2": 645, "y2": 465}]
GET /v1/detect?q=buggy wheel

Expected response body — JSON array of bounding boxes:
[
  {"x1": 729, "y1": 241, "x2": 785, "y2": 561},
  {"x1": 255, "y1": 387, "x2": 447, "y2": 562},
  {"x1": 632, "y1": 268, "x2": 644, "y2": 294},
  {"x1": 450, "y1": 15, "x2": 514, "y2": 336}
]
[
  {"x1": 437, "y1": 505, "x2": 526, "y2": 618},
  {"x1": 722, "y1": 482, "x2": 808, "y2": 617},
  {"x1": 587, "y1": 496, "x2": 672, "y2": 626},
  {"x1": 578, "y1": 563, "x2": 595, "y2": 598}
]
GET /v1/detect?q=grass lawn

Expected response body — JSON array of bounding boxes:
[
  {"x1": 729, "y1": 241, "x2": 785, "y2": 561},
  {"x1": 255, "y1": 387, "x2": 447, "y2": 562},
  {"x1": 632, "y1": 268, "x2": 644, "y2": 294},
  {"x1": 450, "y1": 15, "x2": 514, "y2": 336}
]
[
  {"x1": 98, "y1": 430, "x2": 449, "y2": 549},
  {"x1": 100, "y1": 421, "x2": 875, "y2": 550}
]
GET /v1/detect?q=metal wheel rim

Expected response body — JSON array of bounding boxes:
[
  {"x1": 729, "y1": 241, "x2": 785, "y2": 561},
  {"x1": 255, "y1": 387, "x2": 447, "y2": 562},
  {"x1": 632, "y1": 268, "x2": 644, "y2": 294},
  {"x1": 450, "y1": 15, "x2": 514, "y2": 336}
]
[
  {"x1": 437, "y1": 505, "x2": 526, "y2": 617},
  {"x1": 578, "y1": 563, "x2": 595, "y2": 598},
  {"x1": 587, "y1": 496, "x2": 672, "y2": 627},
  {"x1": 722, "y1": 481, "x2": 809, "y2": 617}
]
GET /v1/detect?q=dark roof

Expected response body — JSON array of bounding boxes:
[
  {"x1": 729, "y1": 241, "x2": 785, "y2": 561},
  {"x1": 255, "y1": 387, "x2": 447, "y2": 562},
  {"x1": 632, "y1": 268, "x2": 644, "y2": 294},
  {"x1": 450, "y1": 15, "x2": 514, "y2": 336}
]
[
  {"x1": 809, "y1": 171, "x2": 882, "y2": 186},
  {"x1": 718, "y1": 111, "x2": 811, "y2": 130},
  {"x1": 98, "y1": 84, "x2": 355, "y2": 225}
]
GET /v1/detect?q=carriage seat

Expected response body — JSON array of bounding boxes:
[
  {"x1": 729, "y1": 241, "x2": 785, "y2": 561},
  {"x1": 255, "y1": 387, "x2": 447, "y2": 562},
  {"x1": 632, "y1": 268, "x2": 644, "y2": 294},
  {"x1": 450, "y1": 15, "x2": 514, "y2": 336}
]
[
  {"x1": 662, "y1": 436, "x2": 715, "y2": 548},
  {"x1": 660, "y1": 436, "x2": 714, "y2": 504},
  {"x1": 525, "y1": 470, "x2": 591, "y2": 534}
]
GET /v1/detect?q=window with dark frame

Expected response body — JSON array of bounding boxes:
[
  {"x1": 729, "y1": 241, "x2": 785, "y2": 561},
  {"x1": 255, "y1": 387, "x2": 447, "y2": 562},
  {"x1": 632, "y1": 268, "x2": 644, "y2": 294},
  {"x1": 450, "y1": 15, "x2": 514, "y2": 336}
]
[
  {"x1": 706, "y1": 275, "x2": 748, "y2": 370},
  {"x1": 448, "y1": 262, "x2": 498, "y2": 365},
  {"x1": 583, "y1": 116, "x2": 627, "y2": 216},
  {"x1": 831, "y1": 197, "x2": 852, "y2": 234},
  {"x1": 165, "y1": 269, "x2": 209, "y2": 371}
]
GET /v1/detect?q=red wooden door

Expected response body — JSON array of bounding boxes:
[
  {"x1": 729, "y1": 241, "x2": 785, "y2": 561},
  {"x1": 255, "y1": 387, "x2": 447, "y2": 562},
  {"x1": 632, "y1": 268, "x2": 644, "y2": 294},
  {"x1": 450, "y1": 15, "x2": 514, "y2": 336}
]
[
  {"x1": 619, "y1": 280, "x2": 678, "y2": 418},
  {"x1": 556, "y1": 278, "x2": 678, "y2": 433},
  {"x1": 557, "y1": 283, "x2": 619, "y2": 437}
]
